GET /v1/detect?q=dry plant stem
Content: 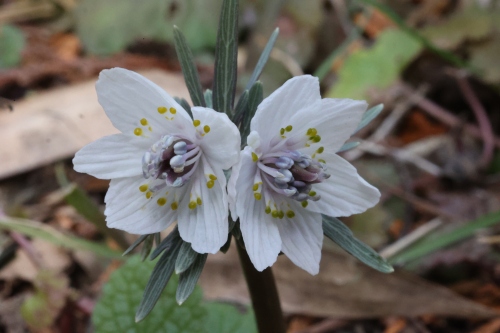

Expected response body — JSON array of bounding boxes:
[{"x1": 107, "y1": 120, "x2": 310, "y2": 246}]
[
  {"x1": 236, "y1": 243, "x2": 286, "y2": 333},
  {"x1": 10, "y1": 231, "x2": 43, "y2": 268},
  {"x1": 400, "y1": 84, "x2": 500, "y2": 148},
  {"x1": 454, "y1": 74, "x2": 494, "y2": 168}
]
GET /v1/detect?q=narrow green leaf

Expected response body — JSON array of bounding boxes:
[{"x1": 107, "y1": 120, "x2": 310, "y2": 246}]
[
  {"x1": 204, "y1": 89, "x2": 213, "y2": 108},
  {"x1": 245, "y1": 28, "x2": 279, "y2": 90},
  {"x1": 322, "y1": 215, "x2": 393, "y2": 273},
  {"x1": 176, "y1": 253, "x2": 207, "y2": 305},
  {"x1": 388, "y1": 210, "x2": 500, "y2": 265},
  {"x1": 136, "y1": 238, "x2": 182, "y2": 322},
  {"x1": 154, "y1": 233, "x2": 161, "y2": 246},
  {"x1": 241, "y1": 81, "x2": 263, "y2": 145},
  {"x1": 220, "y1": 235, "x2": 232, "y2": 254},
  {"x1": 150, "y1": 227, "x2": 180, "y2": 260},
  {"x1": 212, "y1": 0, "x2": 238, "y2": 115},
  {"x1": 233, "y1": 90, "x2": 249, "y2": 124},
  {"x1": 354, "y1": 104, "x2": 384, "y2": 134},
  {"x1": 0, "y1": 217, "x2": 121, "y2": 259},
  {"x1": 173, "y1": 26, "x2": 206, "y2": 107},
  {"x1": 174, "y1": 97, "x2": 193, "y2": 119},
  {"x1": 175, "y1": 242, "x2": 198, "y2": 274},
  {"x1": 123, "y1": 235, "x2": 149, "y2": 256},
  {"x1": 140, "y1": 235, "x2": 154, "y2": 262},
  {"x1": 337, "y1": 141, "x2": 360, "y2": 153}
]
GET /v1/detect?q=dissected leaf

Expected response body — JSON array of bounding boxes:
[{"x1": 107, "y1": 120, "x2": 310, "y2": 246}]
[
  {"x1": 0, "y1": 25, "x2": 25, "y2": 69},
  {"x1": 75, "y1": 0, "x2": 221, "y2": 55},
  {"x1": 205, "y1": 302, "x2": 257, "y2": 333},
  {"x1": 327, "y1": 28, "x2": 422, "y2": 100},
  {"x1": 176, "y1": 253, "x2": 207, "y2": 304},
  {"x1": 93, "y1": 256, "x2": 206, "y2": 333}
]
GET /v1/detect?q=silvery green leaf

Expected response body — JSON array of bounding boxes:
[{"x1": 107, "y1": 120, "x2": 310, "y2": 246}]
[
  {"x1": 150, "y1": 227, "x2": 180, "y2": 260},
  {"x1": 140, "y1": 235, "x2": 154, "y2": 261},
  {"x1": 322, "y1": 215, "x2": 393, "y2": 273},
  {"x1": 154, "y1": 232, "x2": 161, "y2": 247},
  {"x1": 245, "y1": 28, "x2": 279, "y2": 90},
  {"x1": 233, "y1": 90, "x2": 249, "y2": 124},
  {"x1": 174, "y1": 97, "x2": 193, "y2": 119},
  {"x1": 173, "y1": 26, "x2": 205, "y2": 107},
  {"x1": 204, "y1": 89, "x2": 213, "y2": 108},
  {"x1": 242, "y1": 81, "x2": 263, "y2": 144},
  {"x1": 175, "y1": 242, "x2": 198, "y2": 274},
  {"x1": 135, "y1": 238, "x2": 182, "y2": 322},
  {"x1": 176, "y1": 253, "x2": 208, "y2": 305},
  {"x1": 337, "y1": 141, "x2": 360, "y2": 153},
  {"x1": 123, "y1": 235, "x2": 149, "y2": 256},
  {"x1": 212, "y1": 0, "x2": 238, "y2": 115},
  {"x1": 220, "y1": 235, "x2": 232, "y2": 253},
  {"x1": 354, "y1": 104, "x2": 383, "y2": 134}
]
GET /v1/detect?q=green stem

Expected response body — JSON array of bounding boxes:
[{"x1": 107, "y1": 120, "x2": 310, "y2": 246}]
[{"x1": 236, "y1": 243, "x2": 286, "y2": 333}]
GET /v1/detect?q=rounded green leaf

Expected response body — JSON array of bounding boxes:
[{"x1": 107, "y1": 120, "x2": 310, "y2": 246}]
[{"x1": 92, "y1": 256, "x2": 206, "y2": 333}]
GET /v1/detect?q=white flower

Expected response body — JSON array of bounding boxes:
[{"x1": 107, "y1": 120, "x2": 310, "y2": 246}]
[
  {"x1": 228, "y1": 75, "x2": 380, "y2": 274},
  {"x1": 73, "y1": 68, "x2": 240, "y2": 254}
]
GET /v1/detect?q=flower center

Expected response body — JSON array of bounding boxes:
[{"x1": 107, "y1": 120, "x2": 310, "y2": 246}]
[
  {"x1": 142, "y1": 135, "x2": 201, "y2": 188},
  {"x1": 256, "y1": 150, "x2": 330, "y2": 204}
]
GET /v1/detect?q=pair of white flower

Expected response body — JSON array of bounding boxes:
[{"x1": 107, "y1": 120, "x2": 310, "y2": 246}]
[{"x1": 74, "y1": 68, "x2": 380, "y2": 275}]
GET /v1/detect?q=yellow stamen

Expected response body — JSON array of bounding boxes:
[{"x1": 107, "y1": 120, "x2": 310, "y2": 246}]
[
  {"x1": 251, "y1": 152, "x2": 258, "y2": 162},
  {"x1": 265, "y1": 206, "x2": 271, "y2": 214},
  {"x1": 317, "y1": 146, "x2": 324, "y2": 154},
  {"x1": 309, "y1": 191, "x2": 317, "y2": 197},
  {"x1": 286, "y1": 210, "x2": 295, "y2": 218},
  {"x1": 252, "y1": 183, "x2": 259, "y2": 191},
  {"x1": 197, "y1": 197, "x2": 202, "y2": 205},
  {"x1": 285, "y1": 125, "x2": 292, "y2": 132},
  {"x1": 134, "y1": 128, "x2": 142, "y2": 136},
  {"x1": 171, "y1": 202, "x2": 178, "y2": 210},
  {"x1": 169, "y1": 107, "x2": 177, "y2": 114},
  {"x1": 209, "y1": 174, "x2": 217, "y2": 180},
  {"x1": 157, "y1": 106, "x2": 167, "y2": 114},
  {"x1": 145, "y1": 191, "x2": 153, "y2": 199},
  {"x1": 254, "y1": 193, "x2": 262, "y2": 200},
  {"x1": 278, "y1": 211, "x2": 284, "y2": 219},
  {"x1": 301, "y1": 201, "x2": 308, "y2": 208},
  {"x1": 139, "y1": 184, "x2": 148, "y2": 192},
  {"x1": 157, "y1": 197, "x2": 167, "y2": 206},
  {"x1": 193, "y1": 119, "x2": 201, "y2": 127},
  {"x1": 203, "y1": 125, "x2": 210, "y2": 133},
  {"x1": 271, "y1": 210, "x2": 279, "y2": 218},
  {"x1": 188, "y1": 201, "x2": 197, "y2": 210},
  {"x1": 140, "y1": 118, "x2": 148, "y2": 126}
]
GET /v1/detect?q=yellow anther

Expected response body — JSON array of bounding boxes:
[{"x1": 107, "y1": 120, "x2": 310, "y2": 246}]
[
  {"x1": 312, "y1": 135, "x2": 321, "y2": 143},
  {"x1": 265, "y1": 206, "x2": 271, "y2": 214},
  {"x1": 252, "y1": 183, "x2": 259, "y2": 191},
  {"x1": 188, "y1": 201, "x2": 197, "y2": 210},
  {"x1": 317, "y1": 146, "x2": 324, "y2": 154},
  {"x1": 278, "y1": 211, "x2": 284, "y2": 219},
  {"x1": 171, "y1": 202, "x2": 178, "y2": 210},
  {"x1": 251, "y1": 152, "x2": 258, "y2": 162},
  {"x1": 286, "y1": 210, "x2": 295, "y2": 218},
  {"x1": 140, "y1": 118, "x2": 148, "y2": 126},
  {"x1": 254, "y1": 193, "x2": 262, "y2": 200},
  {"x1": 271, "y1": 210, "x2": 279, "y2": 218},
  {"x1": 148, "y1": 126, "x2": 152, "y2": 132},
  {"x1": 318, "y1": 158, "x2": 326, "y2": 164},
  {"x1": 157, "y1": 197, "x2": 167, "y2": 206},
  {"x1": 307, "y1": 128, "x2": 317, "y2": 136},
  {"x1": 158, "y1": 106, "x2": 167, "y2": 114},
  {"x1": 134, "y1": 128, "x2": 143, "y2": 136},
  {"x1": 139, "y1": 184, "x2": 148, "y2": 192},
  {"x1": 197, "y1": 197, "x2": 202, "y2": 205},
  {"x1": 280, "y1": 128, "x2": 285, "y2": 135},
  {"x1": 169, "y1": 107, "x2": 177, "y2": 114},
  {"x1": 309, "y1": 191, "x2": 317, "y2": 197},
  {"x1": 193, "y1": 119, "x2": 201, "y2": 127},
  {"x1": 206, "y1": 180, "x2": 214, "y2": 189},
  {"x1": 209, "y1": 174, "x2": 217, "y2": 180},
  {"x1": 203, "y1": 125, "x2": 210, "y2": 133},
  {"x1": 285, "y1": 125, "x2": 293, "y2": 132},
  {"x1": 301, "y1": 201, "x2": 308, "y2": 208},
  {"x1": 145, "y1": 191, "x2": 153, "y2": 199}
]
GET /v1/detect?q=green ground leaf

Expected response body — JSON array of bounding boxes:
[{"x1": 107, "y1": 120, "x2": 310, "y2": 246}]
[
  {"x1": 92, "y1": 256, "x2": 206, "y2": 333},
  {"x1": 327, "y1": 29, "x2": 422, "y2": 100},
  {"x1": 0, "y1": 25, "x2": 25, "y2": 68},
  {"x1": 205, "y1": 302, "x2": 257, "y2": 333},
  {"x1": 75, "y1": 0, "x2": 221, "y2": 56}
]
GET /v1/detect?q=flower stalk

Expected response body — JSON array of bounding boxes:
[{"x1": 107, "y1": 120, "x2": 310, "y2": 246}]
[{"x1": 236, "y1": 241, "x2": 286, "y2": 333}]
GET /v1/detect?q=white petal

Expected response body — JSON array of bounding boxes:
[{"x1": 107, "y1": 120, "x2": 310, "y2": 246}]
[
  {"x1": 96, "y1": 68, "x2": 194, "y2": 140},
  {"x1": 286, "y1": 98, "x2": 367, "y2": 155},
  {"x1": 227, "y1": 151, "x2": 243, "y2": 221},
  {"x1": 236, "y1": 148, "x2": 281, "y2": 271},
  {"x1": 73, "y1": 134, "x2": 143, "y2": 179},
  {"x1": 191, "y1": 107, "x2": 241, "y2": 170},
  {"x1": 250, "y1": 75, "x2": 320, "y2": 152},
  {"x1": 306, "y1": 152, "x2": 380, "y2": 217},
  {"x1": 178, "y1": 156, "x2": 228, "y2": 254},
  {"x1": 277, "y1": 201, "x2": 323, "y2": 275},
  {"x1": 105, "y1": 176, "x2": 180, "y2": 234}
]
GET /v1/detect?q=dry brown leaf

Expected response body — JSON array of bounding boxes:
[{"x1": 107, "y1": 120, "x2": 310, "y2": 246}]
[
  {"x1": 0, "y1": 70, "x2": 190, "y2": 179},
  {"x1": 201, "y1": 245, "x2": 497, "y2": 319}
]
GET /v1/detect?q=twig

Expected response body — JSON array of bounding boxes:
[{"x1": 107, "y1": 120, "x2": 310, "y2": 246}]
[
  {"x1": 9, "y1": 231, "x2": 43, "y2": 268},
  {"x1": 380, "y1": 218, "x2": 442, "y2": 259},
  {"x1": 399, "y1": 84, "x2": 500, "y2": 148},
  {"x1": 453, "y1": 71, "x2": 494, "y2": 168}
]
